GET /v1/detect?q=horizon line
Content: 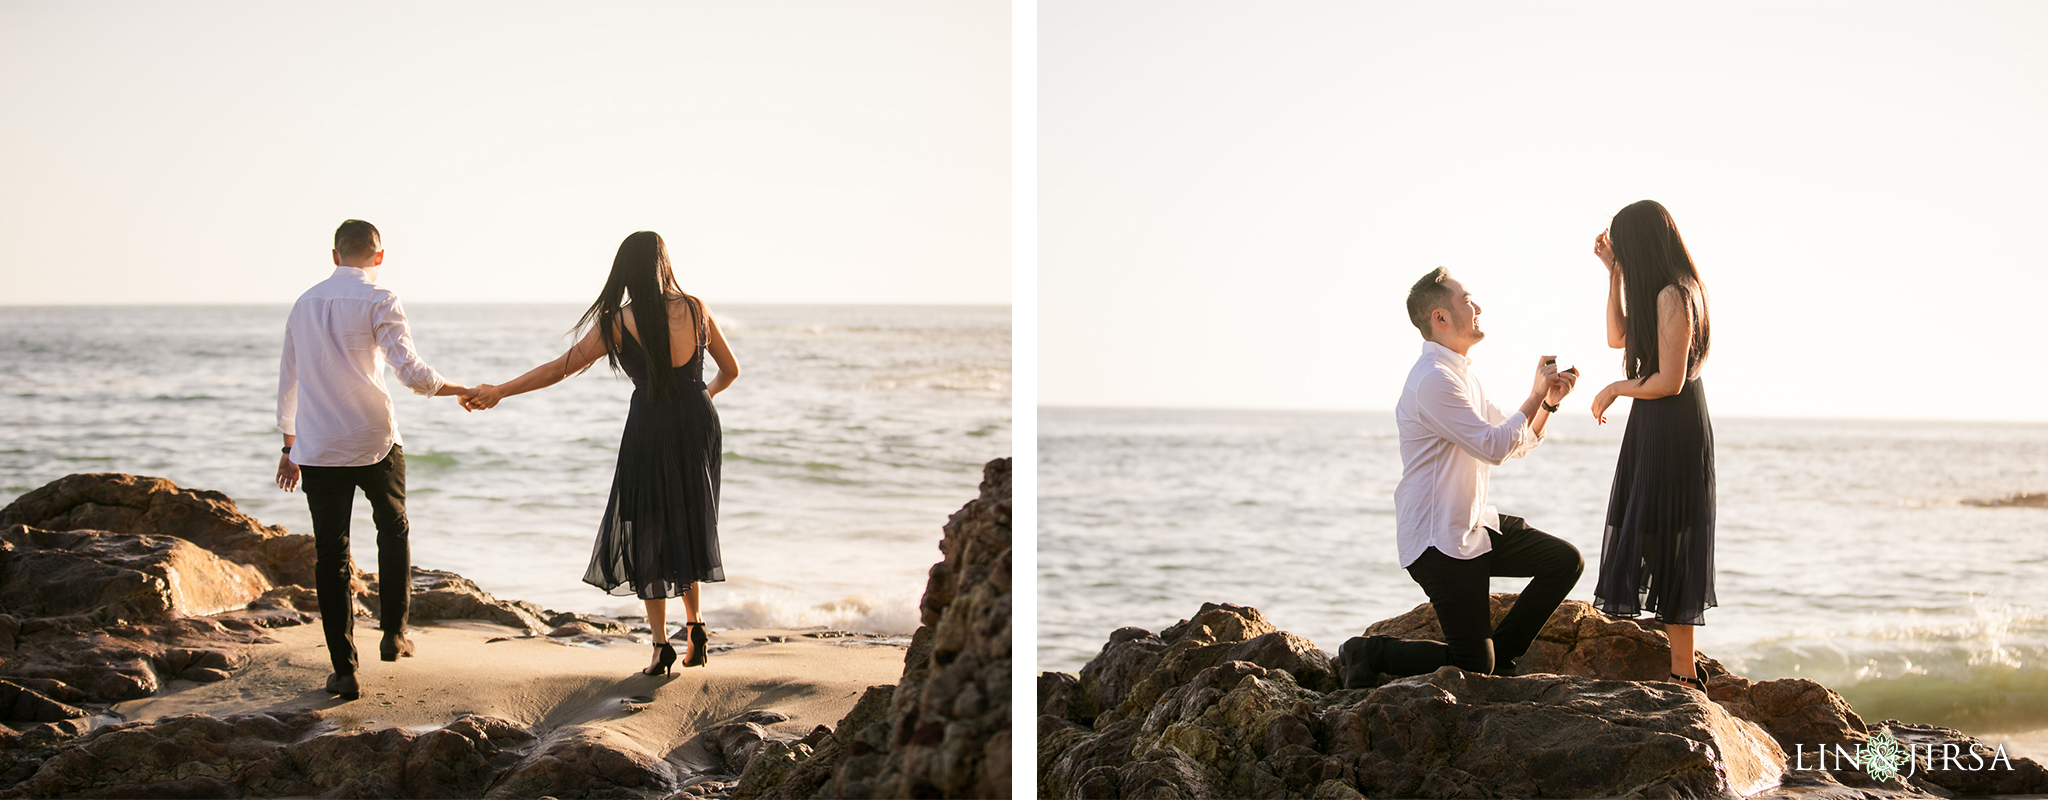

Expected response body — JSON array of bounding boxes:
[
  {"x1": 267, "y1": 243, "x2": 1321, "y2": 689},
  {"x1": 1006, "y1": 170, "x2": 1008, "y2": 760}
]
[
  {"x1": 1038, "y1": 403, "x2": 2048, "y2": 428},
  {"x1": 0, "y1": 300, "x2": 1013, "y2": 309}
]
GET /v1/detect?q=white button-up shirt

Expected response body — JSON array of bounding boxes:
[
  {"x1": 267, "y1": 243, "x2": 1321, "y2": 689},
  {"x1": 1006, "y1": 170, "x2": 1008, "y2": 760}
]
[
  {"x1": 277, "y1": 267, "x2": 446, "y2": 467},
  {"x1": 1393, "y1": 341, "x2": 1542, "y2": 567}
]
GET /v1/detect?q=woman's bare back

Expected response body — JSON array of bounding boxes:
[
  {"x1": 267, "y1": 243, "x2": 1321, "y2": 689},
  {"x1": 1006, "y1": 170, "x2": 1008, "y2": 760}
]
[{"x1": 618, "y1": 295, "x2": 704, "y2": 368}]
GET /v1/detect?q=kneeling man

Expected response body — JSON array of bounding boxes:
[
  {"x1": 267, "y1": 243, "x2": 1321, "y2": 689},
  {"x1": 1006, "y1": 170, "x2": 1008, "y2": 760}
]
[{"x1": 1340, "y1": 268, "x2": 1584, "y2": 688}]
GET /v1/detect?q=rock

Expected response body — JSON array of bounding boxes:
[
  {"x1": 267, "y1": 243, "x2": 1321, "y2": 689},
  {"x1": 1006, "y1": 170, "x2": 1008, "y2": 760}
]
[
  {"x1": 0, "y1": 473, "x2": 317, "y2": 588},
  {"x1": 0, "y1": 710, "x2": 544, "y2": 799},
  {"x1": 0, "y1": 526, "x2": 273, "y2": 622},
  {"x1": 1042, "y1": 598, "x2": 2048, "y2": 800},
  {"x1": 364, "y1": 567, "x2": 552, "y2": 633},
  {"x1": 487, "y1": 724, "x2": 677, "y2": 799},
  {"x1": 738, "y1": 458, "x2": 1012, "y2": 800},
  {"x1": 0, "y1": 682, "x2": 85, "y2": 724},
  {"x1": 1873, "y1": 719, "x2": 2048, "y2": 796},
  {"x1": 1364, "y1": 595, "x2": 1731, "y2": 681}
]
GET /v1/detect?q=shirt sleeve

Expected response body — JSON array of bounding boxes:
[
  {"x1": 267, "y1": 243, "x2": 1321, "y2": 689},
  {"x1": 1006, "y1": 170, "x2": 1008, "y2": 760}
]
[
  {"x1": 372, "y1": 294, "x2": 446, "y2": 397},
  {"x1": 1413, "y1": 368, "x2": 1538, "y2": 466},
  {"x1": 277, "y1": 323, "x2": 298, "y2": 435}
]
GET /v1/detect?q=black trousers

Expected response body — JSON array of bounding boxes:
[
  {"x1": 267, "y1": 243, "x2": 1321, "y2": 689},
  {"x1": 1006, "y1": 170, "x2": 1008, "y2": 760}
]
[
  {"x1": 1382, "y1": 515, "x2": 1584, "y2": 676},
  {"x1": 300, "y1": 444, "x2": 410, "y2": 675}
]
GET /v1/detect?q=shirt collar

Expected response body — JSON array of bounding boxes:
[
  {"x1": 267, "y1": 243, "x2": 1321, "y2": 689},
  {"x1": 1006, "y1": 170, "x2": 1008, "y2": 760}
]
[
  {"x1": 332, "y1": 266, "x2": 370, "y2": 281},
  {"x1": 1422, "y1": 340, "x2": 1470, "y2": 373}
]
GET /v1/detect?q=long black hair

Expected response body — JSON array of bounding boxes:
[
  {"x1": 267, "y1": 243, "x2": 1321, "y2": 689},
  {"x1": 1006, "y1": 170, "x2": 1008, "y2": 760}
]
[
  {"x1": 1610, "y1": 200, "x2": 1710, "y2": 382},
  {"x1": 573, "y1": 231, "x2": 696, "y2": 402}
]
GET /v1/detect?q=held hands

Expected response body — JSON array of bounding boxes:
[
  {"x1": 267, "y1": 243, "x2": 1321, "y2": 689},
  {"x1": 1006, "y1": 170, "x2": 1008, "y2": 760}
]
[{"x1": 461, "y1": 383, "x2": 504, "y2": 411}]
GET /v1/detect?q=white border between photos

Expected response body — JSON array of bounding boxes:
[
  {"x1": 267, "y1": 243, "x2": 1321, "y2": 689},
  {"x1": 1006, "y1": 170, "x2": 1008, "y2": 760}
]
[{"x1": 1011, "y1": 1, "x2": 1039, "y2": 797}]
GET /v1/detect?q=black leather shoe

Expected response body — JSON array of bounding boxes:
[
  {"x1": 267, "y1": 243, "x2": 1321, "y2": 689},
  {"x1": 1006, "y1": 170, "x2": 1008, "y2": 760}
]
[
  {"x1": 325, "y1": 672, "x2": 360, "y2": 701},
  {"x1": 1338, "y1": 636, "x2": 1388, "y2": 690},
  {"x1": 381, "y1": 632, "x2": 414, "y2": 662}
]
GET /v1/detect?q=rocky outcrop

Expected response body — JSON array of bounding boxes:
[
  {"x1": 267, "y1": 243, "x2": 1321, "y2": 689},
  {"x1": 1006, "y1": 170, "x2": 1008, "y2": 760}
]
[
  {"x1": 1365, "y1": 594, "x2": 1731, "y2": 682},
  {"x1": 1039, "y1": 601, "x2": 2048, "y2": 800},
  {"x1": 2, "y1": 473, "x2": 316, "y2": 588},
  {"x1": 0, "y1": 526, "x2": 272, "y2": 622},
  {"x1": 0, "y1": 709, "x2": 550, "y2": 799},
  {"x1": 0, "y1": 474, "x2": 575, "y2": 712},
  {"x1": 734, "y1": 457, "x2": 1013, "y2": 799},
  {"x1": 0, "y1": 463, "x2": 1013, "y2": 799},
  {"x1": 365, "y1": 567, "x2": 553, "y2": 634}
]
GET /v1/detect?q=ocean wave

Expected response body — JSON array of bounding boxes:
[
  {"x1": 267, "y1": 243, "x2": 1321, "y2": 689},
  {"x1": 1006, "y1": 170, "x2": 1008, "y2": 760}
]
[
  {"x1": 702, "y1": 590, "x2": 922, "y2": 635},
  {"x1": 1728, "y1": 607, "x2": 2048, "y2": 734}
]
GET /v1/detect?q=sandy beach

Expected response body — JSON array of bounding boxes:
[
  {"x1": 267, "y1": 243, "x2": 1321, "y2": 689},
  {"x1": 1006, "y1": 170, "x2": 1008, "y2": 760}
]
[{"x1": 108, "y1": 620, "x2": 907, "y2": 770}]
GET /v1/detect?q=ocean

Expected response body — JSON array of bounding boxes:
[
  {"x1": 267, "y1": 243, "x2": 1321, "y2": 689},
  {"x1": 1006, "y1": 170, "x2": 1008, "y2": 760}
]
[
  {"x1": 0, "y1": 304, "x2": 1009, "y2": 635},
  {"x1": 1040, "y1": 406, "x2": 2048, "y2": 757}
]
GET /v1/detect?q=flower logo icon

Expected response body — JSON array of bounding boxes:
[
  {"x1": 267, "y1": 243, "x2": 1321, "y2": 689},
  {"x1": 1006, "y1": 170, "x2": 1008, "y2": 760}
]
[{"x1": 1864, "y1": 730, "x2": 1909, "y2": 782}]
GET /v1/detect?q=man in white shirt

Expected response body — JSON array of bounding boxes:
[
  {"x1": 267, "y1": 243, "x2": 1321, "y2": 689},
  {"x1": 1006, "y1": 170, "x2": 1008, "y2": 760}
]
[
  {"x1": 274, "y1": 219, "x2": 472, "y2": 701},
  {"x1": 1338, "y1": 267, "x2": 1584, "y2": 689}
]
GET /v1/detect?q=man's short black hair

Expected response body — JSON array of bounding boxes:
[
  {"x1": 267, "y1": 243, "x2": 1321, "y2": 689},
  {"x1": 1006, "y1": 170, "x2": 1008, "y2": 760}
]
[
  {"x1": 334, "y1": 219, "x2": 381, "y2": 260},
  {"x1": 1405, "y1": 267, "x2": 1454, "y2": 337}
]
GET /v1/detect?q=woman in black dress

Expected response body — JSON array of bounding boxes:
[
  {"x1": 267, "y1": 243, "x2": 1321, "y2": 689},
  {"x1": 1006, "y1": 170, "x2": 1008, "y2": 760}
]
[
  {"x1": 1587, "y1": 200, "x2": 1715, "y2": 690},
  {"x1": 465, "y1": 231, "x2": 739, "y2": 675}
]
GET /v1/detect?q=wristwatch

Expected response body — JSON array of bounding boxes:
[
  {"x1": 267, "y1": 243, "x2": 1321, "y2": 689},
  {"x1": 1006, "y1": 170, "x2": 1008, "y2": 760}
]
[
  {"x1": 281, "y1": 446, "x2": 292, "y2": 454},
  {"x1": 1540, "y1": 399, "x2": 1560, "y2": 413}
]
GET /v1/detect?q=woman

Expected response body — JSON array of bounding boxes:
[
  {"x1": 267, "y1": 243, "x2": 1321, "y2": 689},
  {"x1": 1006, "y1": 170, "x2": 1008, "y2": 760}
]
[
  {"x1": 465, "y1": 231, "x2": 739, "y2": 676},
  {"x1": 1588, "y1": 199, "x2": 1715, "y2": 691}
]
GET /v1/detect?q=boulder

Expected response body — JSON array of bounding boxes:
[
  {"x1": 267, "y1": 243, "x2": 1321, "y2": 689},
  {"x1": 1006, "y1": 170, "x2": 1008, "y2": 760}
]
[
  {"x1": 1037, "y1": 597, "x2": 2048, "y2": 800},
  {"x1": 0, "y1": 526, "x2": 272, "y2": 622},
  {"x1": 364, "y1": 567, "x2": 552, "y2": 633},
  {"x1": 1364, "y1": 595, "x2": 1730, "y2": 681},
  {"x1": 486, "y1": 724, "x2": 677, "y2": 799},
  {"x1": 735, "y1": 457, "x2": 1013, "y2": 800},
  {"x1": 0, "y1": 710, "x2": 545, "y2": 799},
  {"x1": 0, "y1": 473, "x2": 317, "y2": 588}
]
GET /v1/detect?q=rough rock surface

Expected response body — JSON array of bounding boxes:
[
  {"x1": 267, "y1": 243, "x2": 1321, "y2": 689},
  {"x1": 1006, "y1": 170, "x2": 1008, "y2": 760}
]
[
  {"x1": 365, "y1": 567, "x2": 553, "y2": 634},
  {"x1": 1039, "y1": 601, "x2": 2048, "y2": 800},
  {"x1": 1365, "y1": 594, "x2": 1733, "y2": 682},
  {"x1": 1, "y1": 526, "x2": 272, "y2": 622},
  {"x1": 0, "y1": 709, "x2": 547, "y2": 799},
  {"x1": 0, "y1": 466, "x2": 1012, "y2": 799},
  {"x1": 732, "y1": 456, "x2": 1012, "y2": 799},
  {"x1": 2, "y1": 473, "x2": 316, "y2": 588},
  {"x1": 0, "y1": 474, "x2": 574, "y2": 711}
]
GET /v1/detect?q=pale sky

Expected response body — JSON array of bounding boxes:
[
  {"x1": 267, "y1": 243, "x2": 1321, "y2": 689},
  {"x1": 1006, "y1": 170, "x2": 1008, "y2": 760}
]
[
  {"x1": 1041, "y1": 1, "x2": 2048, "y2": 422},
  {"x1": 0, "y1": 1, "x2": 1009, "y2": 306}
]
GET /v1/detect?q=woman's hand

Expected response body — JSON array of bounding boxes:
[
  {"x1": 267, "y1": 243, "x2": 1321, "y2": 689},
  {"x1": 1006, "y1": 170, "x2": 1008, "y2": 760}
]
[
  {"x1": 1594, "y1": 230, "x2": 1618, "y2": 274},
  {"x1": 463, "y1": 383, "x2": 504, "y2": 411},
  {"x1": 1591, "y1": 384, "x2": 1619, "y2": 425}
]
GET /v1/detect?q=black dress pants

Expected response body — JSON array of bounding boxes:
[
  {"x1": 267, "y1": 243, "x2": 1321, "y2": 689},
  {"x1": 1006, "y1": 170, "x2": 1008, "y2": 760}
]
[
  {"x1": 1381, "y1": 515, "x2": 1584, "y2": 676},
  {"x1": 300, "y1": 444, "x2": 410, "y2": 675}
]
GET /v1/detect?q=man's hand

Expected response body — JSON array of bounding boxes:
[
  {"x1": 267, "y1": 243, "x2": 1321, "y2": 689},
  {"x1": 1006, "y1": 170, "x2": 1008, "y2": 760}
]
[
  {"x1": 463, "y1": 383, "x2": 504, "y2": 411},
  {"x1": 276, "y1": 453, "x2": 300, "y2": 492},
  {"x1": 1547, "y1": 366, "x2": 1580, "y2": 405},
  {"x1": 1530, "y1": 355, "x2": 1561, "y2": 401}
]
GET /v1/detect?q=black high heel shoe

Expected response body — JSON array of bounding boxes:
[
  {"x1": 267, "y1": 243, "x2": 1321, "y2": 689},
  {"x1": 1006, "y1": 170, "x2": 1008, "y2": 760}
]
[
  {"x1": 683, "y1": 622, "x2": 709, "y2": 668},
  {"x1": 1670, "y1": 671, "x2": 1707, "y2": 692},
  {"x1": 643, "y1": 642, "x2": 677, "y2": 676}
]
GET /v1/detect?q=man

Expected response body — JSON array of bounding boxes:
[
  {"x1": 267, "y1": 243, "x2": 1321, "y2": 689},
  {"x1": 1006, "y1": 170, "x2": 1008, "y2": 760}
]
[
  {"x1": 275, "y1": 219, "x2": 471, "y2": 701},
  {"x1": 1338, "y1": 267, "x2": 1584, "y2": 688}
]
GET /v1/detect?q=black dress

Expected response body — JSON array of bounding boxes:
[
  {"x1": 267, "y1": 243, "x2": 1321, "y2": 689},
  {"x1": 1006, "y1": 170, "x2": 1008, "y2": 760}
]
[
  {"x1": 1593, "y1": 292, "x2": 1716, "y2": 626},
  {"x1": 583, "y1": 301, "x2": 724, "y2": 599}
]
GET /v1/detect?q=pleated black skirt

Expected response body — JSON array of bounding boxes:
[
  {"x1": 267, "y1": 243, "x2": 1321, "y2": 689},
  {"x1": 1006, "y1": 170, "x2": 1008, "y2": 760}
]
[
  {"x1": 582, "y1": 353, "x2": 725, "y2": 599},
  {"x1": 1593, "y1": 377, "x2": 1716, "y2": 625}
]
